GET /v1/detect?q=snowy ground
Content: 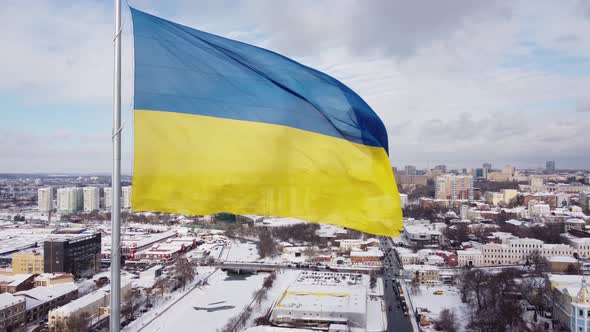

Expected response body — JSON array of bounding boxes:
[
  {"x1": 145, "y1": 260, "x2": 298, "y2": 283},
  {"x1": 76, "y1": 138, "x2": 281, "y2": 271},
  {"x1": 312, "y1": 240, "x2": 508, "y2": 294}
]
[
  {"x1": 224, "y1": 239, "x2": 260, "y2": 262},
  {"x1": 408, "y1": 285, "x2": 469, "y2": 332},
  {"x1": 135, "y1": 270, "x2": 268, "y2": 332},
  {"x1": 123, "y1": 266, "x2": 216, "y2": 332}
]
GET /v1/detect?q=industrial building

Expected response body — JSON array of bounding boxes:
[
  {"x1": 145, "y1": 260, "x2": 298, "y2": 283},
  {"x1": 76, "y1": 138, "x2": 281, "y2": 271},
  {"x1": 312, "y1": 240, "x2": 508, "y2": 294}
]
[
  {"x1": 44, "y1": 233, "x2": 101, "y2": 278},
  {"x1": 269, "y1": 271, "x2": 385, "y2": 331}
]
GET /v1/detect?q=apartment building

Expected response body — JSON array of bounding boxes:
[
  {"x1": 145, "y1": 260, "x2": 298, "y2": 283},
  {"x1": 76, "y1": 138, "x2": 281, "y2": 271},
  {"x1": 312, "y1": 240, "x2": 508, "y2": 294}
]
[
  {"x1": 435, "y1": 175, "x2": 473, "y2": 201},
  {"x1": 37, "y1": 188, "x2": 53, "y2": 212},
  {"x1": 11, "y1": 251, "x2": 44, "y2": 274}
]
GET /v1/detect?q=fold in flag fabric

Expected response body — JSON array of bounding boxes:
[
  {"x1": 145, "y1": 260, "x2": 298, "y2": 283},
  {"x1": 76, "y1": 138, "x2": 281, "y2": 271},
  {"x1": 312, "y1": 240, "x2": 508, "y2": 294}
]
[{"x1": 130, "y1": 7, "x2": 403, "y2": 236}]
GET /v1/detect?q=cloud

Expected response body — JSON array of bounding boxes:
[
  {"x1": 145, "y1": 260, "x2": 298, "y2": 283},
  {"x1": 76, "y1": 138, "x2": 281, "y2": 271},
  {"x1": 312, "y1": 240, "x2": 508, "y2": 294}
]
[
  {"x1": 1, "y1": 0, "x2": 590, "y2": 172},
  {"x1": 578, "y1": 98, "x2": 590, "y2": 112},
  {"x1": 235, "y1": 0, "x2": 510, "y2": 58}
]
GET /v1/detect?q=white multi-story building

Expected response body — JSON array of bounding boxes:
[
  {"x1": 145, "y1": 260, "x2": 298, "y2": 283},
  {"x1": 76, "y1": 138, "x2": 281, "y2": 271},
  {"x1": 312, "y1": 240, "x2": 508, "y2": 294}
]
[
  {"x1": 122, "y1": 186, "x2": 132, "y2": 209},
  {"x1": 482, "y1": 238, "x2": 574, "y2": 265},
  {"x1": 83, "y1": 187, "x2": 100, "y2": 212},
  {"x1": 399, "y1": 193, "x2": 408, "y2": 209},
  {"x1": 529, "y1": 201, "x2": 551, "y2": 218},
  {"x1": 435, "y1": 175, "x2": 473, "y2": 201},
  {"x1": 37, "y1": 188, "x2": 53, "y2": 212},
  {"x1": 569, "y1": 238, "x2": 590, "y2": 259},
  {"x1": 457, "y1": 249, "x2": 483, "y2": 267},
  {"x1": 103, "y1": 187, "x2": 112, "y2": 210},
  {"x1": 56, "y1": 187, "x2": 83, "y2": 214}
]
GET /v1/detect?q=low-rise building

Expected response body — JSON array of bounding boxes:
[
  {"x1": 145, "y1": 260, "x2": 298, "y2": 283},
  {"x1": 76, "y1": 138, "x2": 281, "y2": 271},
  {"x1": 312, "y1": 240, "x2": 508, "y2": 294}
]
[
  {"x1": 12, "y1": 251, "x2": 44, "y2": 274},
  {"x1": 48, "y1": 279, "x2": 132, "y2": 330},
  {"x1": 402, "y1": 225, "x2": 441, "y2": 248},
  {"x1": 0, "y1": 293, "x2": 26, "y2": 331},
  {"x1": 457, "y1": 249, "x2": 483, "y2": 267},
  {"x1": 403, "y1": 265, "x2": 440, "y2": 285},
  {"x1": 34, "y1": 273, "x2": 75, "y2": 287},
  {"x1": 547, "y1": 256, "x2": 579, "y2": 273},
  {"x1": 0, "y1": 274, "x2": 35, "y2": 294},
  {"x1": 15, "y1": 283, "x2": 78, "y2": 324},
  {"x1": 565, "y1": 218, "x2": 586, "y2": 233},
  {"x1": 350, "y1": 249, "x2": 383, "y2": 265},
  {"x1": 269, "y1": 271, "x2": 383, "y2": 331}
]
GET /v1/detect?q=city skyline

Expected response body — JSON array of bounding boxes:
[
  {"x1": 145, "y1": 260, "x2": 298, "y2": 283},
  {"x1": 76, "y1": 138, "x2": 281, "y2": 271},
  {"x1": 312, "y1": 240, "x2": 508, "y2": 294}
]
[{"x1": 1, "y1": 0, "x2": 589, "y2": 172}]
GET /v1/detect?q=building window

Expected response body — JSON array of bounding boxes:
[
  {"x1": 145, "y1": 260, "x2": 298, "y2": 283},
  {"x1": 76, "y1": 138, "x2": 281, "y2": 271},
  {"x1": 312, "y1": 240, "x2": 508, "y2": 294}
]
[{"x1": 580, "y1": 309, "x2": 584, "y2": 316}]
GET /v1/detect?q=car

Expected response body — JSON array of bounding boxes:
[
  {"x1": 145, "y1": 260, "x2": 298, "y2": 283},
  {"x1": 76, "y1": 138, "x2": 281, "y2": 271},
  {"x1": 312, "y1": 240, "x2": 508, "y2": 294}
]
[{"x1": 433, "y1": 290, "x2": 444, "y2": 295}]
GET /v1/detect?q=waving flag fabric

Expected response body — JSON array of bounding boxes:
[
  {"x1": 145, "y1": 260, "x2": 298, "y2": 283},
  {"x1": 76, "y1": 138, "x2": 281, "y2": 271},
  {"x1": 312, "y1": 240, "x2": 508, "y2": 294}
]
[{"x1": 130, "y1": 8, "x2": 403, "y2": 236}]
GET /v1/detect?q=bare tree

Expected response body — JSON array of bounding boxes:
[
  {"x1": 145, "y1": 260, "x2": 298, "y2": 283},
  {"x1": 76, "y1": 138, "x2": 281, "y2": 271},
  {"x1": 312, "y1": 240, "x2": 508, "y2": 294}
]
[
  {"x1": 526, "y1": 251, "x2": 548, "y2": 276},
  {"x1": 66, "y1": 311, "x2": 92, "y2": 332},
  {"x1": 122, "y1": 289, "x2": 140, "y2": 321},
  {"x1": 433, "y1": 308, "x2": 458, "y2": 332},
  {"x1": 175, "y1": 256, "x2": 196, "y2": 290},
  {"x1": 257, "y1": 228, "x2": 278, "y2": 258}
]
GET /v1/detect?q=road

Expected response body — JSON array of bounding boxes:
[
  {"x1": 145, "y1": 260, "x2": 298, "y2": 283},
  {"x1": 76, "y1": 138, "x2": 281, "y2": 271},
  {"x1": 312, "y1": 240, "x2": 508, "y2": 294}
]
[{"x1": 380, "y1": 236, "x2": 414, "y2": 332}]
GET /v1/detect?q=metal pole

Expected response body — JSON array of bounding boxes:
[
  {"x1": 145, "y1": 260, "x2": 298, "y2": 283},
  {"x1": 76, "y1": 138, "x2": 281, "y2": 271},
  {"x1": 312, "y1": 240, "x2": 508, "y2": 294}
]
[{"x1": 110, "y1": 0, "x2": 122, "y2": 331}]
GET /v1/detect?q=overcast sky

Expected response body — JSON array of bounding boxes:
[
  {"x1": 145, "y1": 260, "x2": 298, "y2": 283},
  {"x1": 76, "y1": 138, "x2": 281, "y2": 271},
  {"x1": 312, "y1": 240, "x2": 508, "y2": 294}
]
[{"x1": 1, "y1": 0, "x2": 589, "y2": 173}]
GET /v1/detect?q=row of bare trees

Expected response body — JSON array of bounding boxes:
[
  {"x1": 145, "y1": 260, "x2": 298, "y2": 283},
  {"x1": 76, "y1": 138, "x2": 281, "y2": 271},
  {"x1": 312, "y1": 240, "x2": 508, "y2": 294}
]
[{"x1": 219, "y1": 272, "x2": 278, "y2": 332}]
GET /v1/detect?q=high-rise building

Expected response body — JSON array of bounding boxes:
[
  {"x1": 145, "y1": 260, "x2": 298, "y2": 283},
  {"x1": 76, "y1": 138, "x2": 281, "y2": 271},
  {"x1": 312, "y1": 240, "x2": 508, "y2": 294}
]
[
  {"x1": 435, "y1": 175, "x2": 474, "y2": 201},
  {"x1": 37, "y1": 188, "x2": 53, "y2": 212},
  {"x1": 404, "y1": 165, "x2": 417, "y2": 176},
  {"x1": 433, "y1": 165, "x2": 447, "y2": 173},
  {"x1": 56, "y1": 187, "x2": 83, "y2": 214},
  {"x1": 83, "y1": 187, "x2": 100, "y2": 212},
  {"x1": 546, "y1": 160, "x2": 556, "y2": 172},
  {"x1": 122, "y1": 186, "x2": 132, "y2": 209},
  {"x1": 103, "y1": 187, "x2": 112, "y2": 210},
  {"x1": 44, "y1": 233, "x2": 101, "y2": 278}
]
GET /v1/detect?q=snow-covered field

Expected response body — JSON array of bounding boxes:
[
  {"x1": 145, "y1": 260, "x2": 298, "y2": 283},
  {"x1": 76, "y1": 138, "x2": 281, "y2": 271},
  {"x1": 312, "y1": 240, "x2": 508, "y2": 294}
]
[
  {"x1": 136, "y1": 270, "x2": 268, "y2": 332},
  {"x1": 225, "y1": 239, "x2": 260, "y2": 262},
  {"x1": 124, "y1": 266, "x2": 216, "y2": 332},
  {"x1": 409, "y1": 285, "x2": 469, "y2": 332}
]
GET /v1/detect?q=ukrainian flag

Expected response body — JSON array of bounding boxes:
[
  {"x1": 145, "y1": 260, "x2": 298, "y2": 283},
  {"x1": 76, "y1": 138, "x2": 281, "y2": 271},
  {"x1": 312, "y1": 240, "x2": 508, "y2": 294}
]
[{"x1": 130, "y1": 8, "x2": 403, "y2": 236}]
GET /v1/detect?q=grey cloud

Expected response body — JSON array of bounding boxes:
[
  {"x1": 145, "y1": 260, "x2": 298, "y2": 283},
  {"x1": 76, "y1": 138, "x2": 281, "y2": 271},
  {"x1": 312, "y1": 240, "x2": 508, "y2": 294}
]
[
  {"x1": 239, "y1": 0, "x2": 510, "y2": 58},
  {"x1": 577, "y1": 98, "x2": 590, "y2": 112},
  {"x1": 390, "y1": 111, "x2": 590, "y2": 169},
  {"x1": 555, "y1": 33, "x2": 580, "y2": 43}
]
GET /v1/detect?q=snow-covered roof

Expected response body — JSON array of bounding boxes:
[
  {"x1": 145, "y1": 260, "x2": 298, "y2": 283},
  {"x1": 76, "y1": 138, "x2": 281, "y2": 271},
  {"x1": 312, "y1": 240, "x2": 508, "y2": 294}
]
[
  {"x1": 350, "y1": 250, "x2": 383, "y2": 257},
  {"x1": 403, "y1": 264, "x2": 439, "y2": 271},
  {"x1": 15, "y1": 284, "x2": 78, "y2": 310},
  {"x1": 0, "y1": 293, "x2": 23, "y2": 309},
  {"x1": 457, "y1": 249, "x2": 482, "y2": 256},
  {"x1": 0, "y1": 274, "x2": 33, "y2": 286},
  {"x1": 547, "y1": 256, "x2": 578, "y2": 263}
]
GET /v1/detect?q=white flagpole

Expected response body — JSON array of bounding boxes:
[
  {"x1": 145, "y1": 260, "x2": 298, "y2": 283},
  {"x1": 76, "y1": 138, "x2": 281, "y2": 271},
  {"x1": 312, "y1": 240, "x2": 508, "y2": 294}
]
[{"x1": 111, "y1": 0, "x2": 122, "y2": 331}]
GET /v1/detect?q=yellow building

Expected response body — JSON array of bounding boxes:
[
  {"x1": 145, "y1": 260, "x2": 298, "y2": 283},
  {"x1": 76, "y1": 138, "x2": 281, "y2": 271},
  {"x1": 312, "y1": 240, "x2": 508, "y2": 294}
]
[{"x1": 12, "y1": 252, "x2": 44, "y2": 274}]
